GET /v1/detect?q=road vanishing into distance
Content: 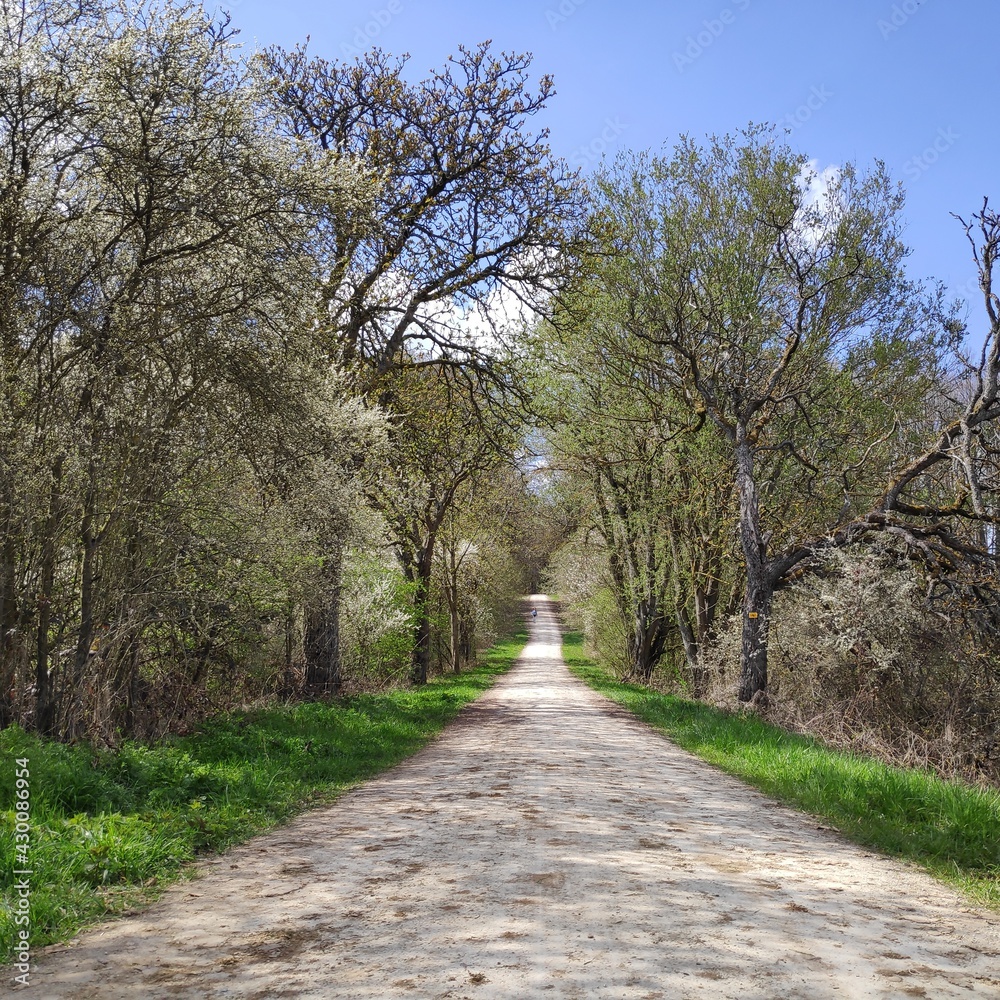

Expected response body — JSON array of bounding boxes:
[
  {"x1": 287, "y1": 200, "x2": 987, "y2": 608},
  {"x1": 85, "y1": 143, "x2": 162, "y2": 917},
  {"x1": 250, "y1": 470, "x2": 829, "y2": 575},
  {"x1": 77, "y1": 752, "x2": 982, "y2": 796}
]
[{"x1": 26, "y1": 598, "x2": 1000, "y2": 998}]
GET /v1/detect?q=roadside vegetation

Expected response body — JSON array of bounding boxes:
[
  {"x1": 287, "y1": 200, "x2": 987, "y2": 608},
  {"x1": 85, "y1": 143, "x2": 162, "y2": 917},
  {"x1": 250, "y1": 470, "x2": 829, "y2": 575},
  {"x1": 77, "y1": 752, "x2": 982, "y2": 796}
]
[
  {"x1": 8, "y1": 0, "x2": 1000, "y2": 790},
  {"x1": 537, "y1": 137, "x2": 1000, "y2": 785},
  {"x1": 0, "y1": 631, "x2": 525, "y2": 964},
  {"x1": 6, "y1": 0, "x2": 1000, "y2": 971},
  {"x1": 1, "y1": 0, "x2": 568, "y2": 745},
  {"x1": 564, "y1": 632, "x2": 1000, "y2": 910}
]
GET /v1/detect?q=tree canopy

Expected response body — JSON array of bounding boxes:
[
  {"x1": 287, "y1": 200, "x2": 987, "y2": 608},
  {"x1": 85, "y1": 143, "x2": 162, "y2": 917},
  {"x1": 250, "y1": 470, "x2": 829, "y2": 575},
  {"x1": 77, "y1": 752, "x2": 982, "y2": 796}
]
[{"x1": 539, "y1": 130, "x2": 1000, "y2": 707}]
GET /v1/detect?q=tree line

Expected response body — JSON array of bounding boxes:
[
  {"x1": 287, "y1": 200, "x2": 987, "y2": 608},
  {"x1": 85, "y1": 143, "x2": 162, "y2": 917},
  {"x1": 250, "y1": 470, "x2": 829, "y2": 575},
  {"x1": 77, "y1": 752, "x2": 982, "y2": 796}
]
[
  {"x1": 4, "y1": 0, "x2": 1000, "y2": 780},
  {"x1": 537, "y1": 136, "x2": 1000, "y2": 779},
  {"x1": 0, "y1": 0, "x2": 576, "y2": 741}
]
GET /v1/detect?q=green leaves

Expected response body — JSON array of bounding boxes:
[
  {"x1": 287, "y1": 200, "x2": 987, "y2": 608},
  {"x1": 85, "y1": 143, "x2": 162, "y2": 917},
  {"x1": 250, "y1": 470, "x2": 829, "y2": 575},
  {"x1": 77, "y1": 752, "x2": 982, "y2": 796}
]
[{"x1": 539, "y1": 127, "x2": 983, "y2": 699}]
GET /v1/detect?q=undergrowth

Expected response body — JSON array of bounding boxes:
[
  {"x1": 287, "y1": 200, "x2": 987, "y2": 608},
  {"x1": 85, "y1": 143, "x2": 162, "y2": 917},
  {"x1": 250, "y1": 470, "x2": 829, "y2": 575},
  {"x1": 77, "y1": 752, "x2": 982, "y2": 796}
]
[
  {"x1": 563, "y1": 631, "x2": 1000, "y2": 910},
  {"x1": 0, "y1": 631, "x2": 525, "y2": 965}
]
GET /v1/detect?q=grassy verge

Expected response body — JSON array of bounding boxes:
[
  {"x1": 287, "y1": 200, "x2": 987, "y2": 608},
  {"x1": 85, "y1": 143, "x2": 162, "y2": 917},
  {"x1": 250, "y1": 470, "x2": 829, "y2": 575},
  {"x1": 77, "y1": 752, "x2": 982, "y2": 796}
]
[
  {"x1": 0, "y1": 630, "x2": 526, "y2": 963},
  {"x1": 563, "y1": 631, "x2": 1000, "y2": 910}
]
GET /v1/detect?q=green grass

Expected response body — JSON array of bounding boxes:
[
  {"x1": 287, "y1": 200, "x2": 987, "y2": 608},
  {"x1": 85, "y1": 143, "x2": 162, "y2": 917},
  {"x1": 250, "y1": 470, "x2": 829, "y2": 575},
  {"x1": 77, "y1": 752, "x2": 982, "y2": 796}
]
[
  {"x1": 563, "y1": 631, "x2": 1000, "y2": 909},
  {"x1": 0, "y1": 631, "x2": 526, "y2": 964}
]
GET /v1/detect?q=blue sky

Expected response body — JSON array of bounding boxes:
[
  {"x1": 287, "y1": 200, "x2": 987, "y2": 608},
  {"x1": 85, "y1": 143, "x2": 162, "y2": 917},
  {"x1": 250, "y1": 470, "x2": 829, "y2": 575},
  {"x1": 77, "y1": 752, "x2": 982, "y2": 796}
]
[{"x1": 225, "y1": 0, "x2": 996, "y2": 323}]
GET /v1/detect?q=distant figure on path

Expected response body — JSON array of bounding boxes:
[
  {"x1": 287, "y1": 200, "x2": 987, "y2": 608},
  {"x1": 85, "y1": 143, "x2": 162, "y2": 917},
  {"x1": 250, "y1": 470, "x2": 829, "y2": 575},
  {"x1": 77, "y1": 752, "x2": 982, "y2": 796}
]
[{"x1": 531, "y1": 607, "x2": 537, "y2": 619}]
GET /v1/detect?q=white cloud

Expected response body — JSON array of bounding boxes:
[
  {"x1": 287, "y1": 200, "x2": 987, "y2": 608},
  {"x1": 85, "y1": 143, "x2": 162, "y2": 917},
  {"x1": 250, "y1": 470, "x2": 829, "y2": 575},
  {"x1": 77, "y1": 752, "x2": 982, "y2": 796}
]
[{"x1": 794, "y1": 159, "x2": 842, "y2": 247}]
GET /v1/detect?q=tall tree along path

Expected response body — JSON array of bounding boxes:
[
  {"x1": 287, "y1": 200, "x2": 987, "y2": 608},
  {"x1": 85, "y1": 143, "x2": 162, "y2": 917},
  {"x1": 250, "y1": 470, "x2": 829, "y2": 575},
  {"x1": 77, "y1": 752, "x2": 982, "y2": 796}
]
[{"x1": 28, "y1": 598, "x2": 1000, "y2": 998}]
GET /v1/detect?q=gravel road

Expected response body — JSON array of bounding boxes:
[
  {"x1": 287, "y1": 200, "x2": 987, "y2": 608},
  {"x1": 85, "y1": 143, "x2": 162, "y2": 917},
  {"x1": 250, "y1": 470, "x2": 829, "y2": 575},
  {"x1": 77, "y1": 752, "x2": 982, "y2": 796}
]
[{"x1": 23, "y1": 597, "x2": 1000, "y2": 999}]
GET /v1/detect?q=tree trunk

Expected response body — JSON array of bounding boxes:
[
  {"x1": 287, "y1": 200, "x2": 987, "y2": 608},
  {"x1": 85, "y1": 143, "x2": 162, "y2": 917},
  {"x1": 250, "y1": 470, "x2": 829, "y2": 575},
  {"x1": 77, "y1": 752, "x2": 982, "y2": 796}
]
[
  {"x1": 34, "y1": 550, "x2": 56, "y2": 737},
  {"x1": 629, "y1": 596, "x2": 668, "y2": 683},
  {"x1": 446, "y1": 547, "x2": 462, "y2": 672},
  {"x1": 304, "y1": 603, "x2": 341, "y2": 694},
  {"x1": 69, "y1": 457, "x2": 103, "y2": 739},
  {"x1": 695, "y1": 579, "x2": 719, "y2": 644},
  {"x1": 677, "y1": 577, "x2": 721, "y2": 697},
  {"x1": 458, "y1": 617, "x2": 473, "y2": 667},
  {"x1": 677, "y1": 607, "x2": 705, "y2": 696},
  {"x1": 0, "y1": 528, "x2": 18, "y2": 727},
  {"x1": 734, "y1": 428, "x2": 771, "y2": 703},
  {"x1": 108, "y1": 634, "x2": 143, "y2": 738},
  {"x1": 276, "y1": 602, "x2": 299, "y2": 697},
  {"x1": 34, "y1": 456, "x2": 64, "y2": 737},
  {"x1": 304, "y1": 539, "x2": 343, "y2": 695},
  {"x1": 449, "y1": 593, "x2": 461, "y2": 672},
  {"x1": 410, "y1": 550, "x2": 434, "y2": 686}
]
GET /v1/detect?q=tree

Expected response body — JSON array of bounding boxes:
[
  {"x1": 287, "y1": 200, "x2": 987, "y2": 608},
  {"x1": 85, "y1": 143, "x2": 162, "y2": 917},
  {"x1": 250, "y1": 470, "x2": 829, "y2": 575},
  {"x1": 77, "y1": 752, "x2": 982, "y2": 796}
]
[
  {"x1": 535, "y1": 274, "x2": 738, "y2": 688},
  {"x1": 261, "y1": 40, "x2": 583, "y2": 686},
  {"x1": 434, "y1": 462, "x2": 534, "y2": 672},
  {"x1": 0, "y1": 0, "x2": 373, "y2": 737},
  {"x1": 262, "y1": 41, "x2": 582, "y2": 384},
  {"x1": 581, "y1": 131, "x2": 992, "y2": 704},
  {"x1": 369, "y1": 363, "x2": 520, "y2": 684}
]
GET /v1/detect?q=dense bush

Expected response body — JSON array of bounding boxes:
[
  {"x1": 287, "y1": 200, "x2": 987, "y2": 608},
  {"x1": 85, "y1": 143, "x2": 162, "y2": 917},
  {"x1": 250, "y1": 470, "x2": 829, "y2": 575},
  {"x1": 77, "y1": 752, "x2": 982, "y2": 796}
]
[{"x1": 698, "y1": 547, "x2": 1000, "y2": 784}]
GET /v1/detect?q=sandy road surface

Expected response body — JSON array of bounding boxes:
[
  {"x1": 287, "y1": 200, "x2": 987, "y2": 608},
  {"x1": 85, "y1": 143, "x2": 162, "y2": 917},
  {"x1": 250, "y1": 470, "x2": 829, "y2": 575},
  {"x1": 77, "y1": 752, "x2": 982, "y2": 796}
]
[{"x1": 22, "y1": 597, "x2": 1000, "y2": 999}]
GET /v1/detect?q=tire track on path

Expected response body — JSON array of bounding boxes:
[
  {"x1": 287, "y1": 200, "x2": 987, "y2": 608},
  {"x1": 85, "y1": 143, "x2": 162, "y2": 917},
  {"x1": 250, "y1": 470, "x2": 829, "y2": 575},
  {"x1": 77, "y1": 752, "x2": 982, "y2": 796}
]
[{"x1": 27, "y1": 596, "x2": 1000, "y2": 998}]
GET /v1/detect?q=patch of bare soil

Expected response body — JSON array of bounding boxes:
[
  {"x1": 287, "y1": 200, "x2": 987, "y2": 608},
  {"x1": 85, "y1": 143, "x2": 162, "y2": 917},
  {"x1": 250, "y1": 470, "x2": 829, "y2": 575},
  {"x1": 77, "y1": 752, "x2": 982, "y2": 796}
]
[{"x1": 22, "y1": 597, "x2": 1000, "y2": 998}]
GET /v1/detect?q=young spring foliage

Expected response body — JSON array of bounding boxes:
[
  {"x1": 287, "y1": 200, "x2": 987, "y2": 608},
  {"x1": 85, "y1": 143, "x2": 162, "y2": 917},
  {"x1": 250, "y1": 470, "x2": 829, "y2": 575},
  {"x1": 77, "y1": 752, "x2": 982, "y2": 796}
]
[{"x1": 545, "y1": 129, "x2": 999, "y2": 704}]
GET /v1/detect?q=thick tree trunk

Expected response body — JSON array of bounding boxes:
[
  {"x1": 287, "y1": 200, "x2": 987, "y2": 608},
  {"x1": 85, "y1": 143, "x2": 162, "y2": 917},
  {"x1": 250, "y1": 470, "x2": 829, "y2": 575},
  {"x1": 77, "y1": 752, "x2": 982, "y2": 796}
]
[
  {"x1": 734, "y1": 428, "x2": 772, "y2": 703},
  {"x1": 304, "y1": 603, "x2": 341, "y2": 694},
  {"x1": 738, "y1": 576, "x2": 774, "y2": 703},
  {"x1": 304, "y1": 540, "x2": 344, "y2": 695}
]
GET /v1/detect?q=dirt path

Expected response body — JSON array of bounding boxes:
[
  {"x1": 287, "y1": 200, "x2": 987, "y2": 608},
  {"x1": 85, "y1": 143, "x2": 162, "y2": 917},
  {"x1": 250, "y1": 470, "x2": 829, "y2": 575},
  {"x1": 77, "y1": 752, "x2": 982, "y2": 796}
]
[{"x1": 25, "y1": 597, "x2": 1000, "y2": 998}]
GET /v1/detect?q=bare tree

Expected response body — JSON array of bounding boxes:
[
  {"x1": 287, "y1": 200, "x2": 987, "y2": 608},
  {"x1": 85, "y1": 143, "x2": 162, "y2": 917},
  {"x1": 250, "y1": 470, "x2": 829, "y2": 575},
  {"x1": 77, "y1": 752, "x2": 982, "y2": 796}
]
[{"x1": 262, "y1": 41, "x2": 582, "y2": 382}]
